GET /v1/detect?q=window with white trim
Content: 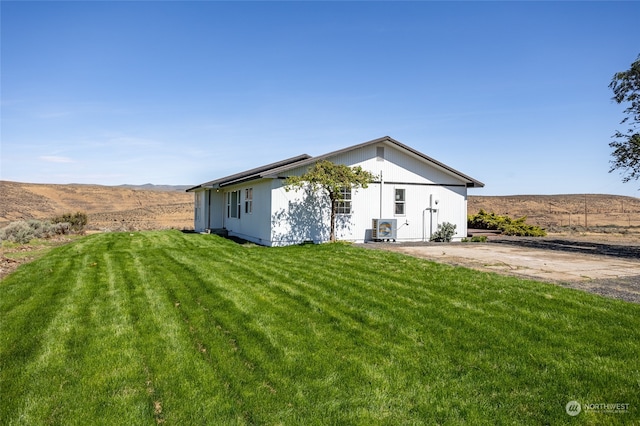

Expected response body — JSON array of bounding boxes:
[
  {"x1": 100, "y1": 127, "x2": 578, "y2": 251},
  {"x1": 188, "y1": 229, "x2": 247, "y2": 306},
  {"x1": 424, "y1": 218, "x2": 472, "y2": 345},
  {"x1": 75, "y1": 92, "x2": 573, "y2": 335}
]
[
  {"x1": 227, "y1": 190, "x2": 241, "y2": 218},
  {"x1": 336, "y1": 187, "x2": 352, "y2": 214},
  {"x1": 245, "y1": 188, "x2": 253, "y2": 214},
  {"x1": 394, "y1": 188, "x2": 405, "y2": 215}
]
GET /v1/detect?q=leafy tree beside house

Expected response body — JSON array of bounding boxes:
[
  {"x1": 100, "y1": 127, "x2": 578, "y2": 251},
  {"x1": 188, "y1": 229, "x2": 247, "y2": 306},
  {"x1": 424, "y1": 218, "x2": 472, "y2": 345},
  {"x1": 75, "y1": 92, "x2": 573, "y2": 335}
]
[
  {"x1": 609, "y1": 54, "x2": 640, "y2": 184},
  {"x1": 285, "y1": 160, "x2": 377, "y2": 242}
]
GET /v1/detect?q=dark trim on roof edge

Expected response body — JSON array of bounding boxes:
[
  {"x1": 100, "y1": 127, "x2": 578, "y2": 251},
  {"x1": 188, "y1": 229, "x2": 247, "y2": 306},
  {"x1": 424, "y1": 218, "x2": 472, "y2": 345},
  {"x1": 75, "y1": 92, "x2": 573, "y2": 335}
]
[
  {"x1": 187, "y1": 136, "x2": 484, "y2": 191},
  {"x1": 263, "y1": 136, "x2": 484, "y2": 188},
  {"x1": 186, "y1": 154, "x2": 311, "y2": 192}
]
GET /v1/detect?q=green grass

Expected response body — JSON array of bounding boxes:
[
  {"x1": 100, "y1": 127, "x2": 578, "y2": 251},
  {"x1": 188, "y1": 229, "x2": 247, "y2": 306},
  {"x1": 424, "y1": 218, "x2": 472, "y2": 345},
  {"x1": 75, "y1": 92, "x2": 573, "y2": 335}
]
[
  {"x1": 1, "y1": 234, "x2": 83, "y2": 261},
  {"x1": 1, "y1": 230, "x2": 638, "y2": 425}
]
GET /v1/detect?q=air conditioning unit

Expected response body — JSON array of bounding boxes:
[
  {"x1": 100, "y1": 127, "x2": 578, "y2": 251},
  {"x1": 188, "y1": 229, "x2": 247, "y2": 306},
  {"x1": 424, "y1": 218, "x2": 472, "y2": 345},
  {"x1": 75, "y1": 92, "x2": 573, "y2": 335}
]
[{"x1": 372, "y1": 219, "x2": 397, "y2": 241}]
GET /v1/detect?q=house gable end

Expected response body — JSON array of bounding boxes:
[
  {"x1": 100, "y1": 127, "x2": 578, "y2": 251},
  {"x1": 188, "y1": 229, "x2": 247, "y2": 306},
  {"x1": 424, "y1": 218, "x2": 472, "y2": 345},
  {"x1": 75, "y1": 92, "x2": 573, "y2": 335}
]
[{"x1": 264, "y1": 136, "x2": 484, "y2": 188}]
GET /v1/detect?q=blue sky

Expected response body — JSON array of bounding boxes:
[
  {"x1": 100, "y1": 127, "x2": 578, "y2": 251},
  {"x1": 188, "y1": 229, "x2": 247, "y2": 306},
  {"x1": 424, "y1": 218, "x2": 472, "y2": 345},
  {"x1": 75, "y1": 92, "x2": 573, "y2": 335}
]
[{"x1": 1, "y1": 1, "x2": 639, "y2": 196}]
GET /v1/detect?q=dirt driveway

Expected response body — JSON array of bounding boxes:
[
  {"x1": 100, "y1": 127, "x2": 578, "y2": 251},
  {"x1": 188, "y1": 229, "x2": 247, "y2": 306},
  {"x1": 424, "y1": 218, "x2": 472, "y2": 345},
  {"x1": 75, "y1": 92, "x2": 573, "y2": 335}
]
[{"x1": 362, "y1": 237, "x2": 640, "y2": 303}]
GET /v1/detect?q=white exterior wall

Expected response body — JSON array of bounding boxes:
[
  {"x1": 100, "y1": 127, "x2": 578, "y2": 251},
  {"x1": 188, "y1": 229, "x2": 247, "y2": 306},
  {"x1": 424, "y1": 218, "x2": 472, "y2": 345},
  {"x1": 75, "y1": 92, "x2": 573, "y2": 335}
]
[
  {"x1": 194, "y1": 141, "x2": 473, "y2": 245},
  {"x1": 273, "y1": 142, "x2": 469, "y2": 243},
  {"x1": 192, "y1": 189, "x2": 225, "y2": 232},
  {"x1": 222, "y1": 179, "x2": 273, "y2": 245},
  {"x1": 267, "y1": 181, "x2": 467, "y2": 244},
  {"x1": 270, "y1": 180, "x2": 332, "y2": 246},
  {"x1": 193, "y1": 189, "x2": 207, "y2": 232},
  {"x1": 348, "y1": 183, "x2": 468, "y2": 243}
]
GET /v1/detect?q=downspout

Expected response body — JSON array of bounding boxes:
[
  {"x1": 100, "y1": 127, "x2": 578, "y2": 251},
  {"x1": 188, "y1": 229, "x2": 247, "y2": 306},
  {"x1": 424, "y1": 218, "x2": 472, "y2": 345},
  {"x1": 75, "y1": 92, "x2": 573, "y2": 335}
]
[
  {"x1": 430, "y1": 194, "x2": 434, "y2": 239},
  {"x1": 424, "y1": 194, "x2": 439, "y2": 241}
]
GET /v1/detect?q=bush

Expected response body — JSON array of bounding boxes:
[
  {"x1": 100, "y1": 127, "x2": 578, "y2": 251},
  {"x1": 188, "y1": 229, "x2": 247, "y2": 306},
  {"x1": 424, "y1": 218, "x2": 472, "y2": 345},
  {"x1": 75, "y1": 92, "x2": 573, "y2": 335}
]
[
  {"x1": 0, "y1": 221, "x2": 36, "y2": 244},
  {"x1": 430, "y1": 222, "x2": 457, "y2": 242},
  {"x1": 51, "y1": 212, "x2": 87, "y2": 232},
  {"x1": 468, "y1": 210, "x2": 546, "y2": 237},
  {"x1": 462, "y1": 235, "x2": 488, "y2": 243},
  {"x1": 52, "y1": 222, "x2": 73, "y2": 235},
  {"x1": 0, "y1": 219, "x2": 75, "y2": 244}
]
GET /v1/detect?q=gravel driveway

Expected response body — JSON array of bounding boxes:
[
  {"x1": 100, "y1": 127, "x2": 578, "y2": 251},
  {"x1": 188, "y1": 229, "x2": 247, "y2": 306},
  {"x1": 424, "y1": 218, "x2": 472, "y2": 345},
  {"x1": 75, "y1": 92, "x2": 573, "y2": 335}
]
[{"x1": 361, "y1": 237, "x2": 640, "y2": 304}]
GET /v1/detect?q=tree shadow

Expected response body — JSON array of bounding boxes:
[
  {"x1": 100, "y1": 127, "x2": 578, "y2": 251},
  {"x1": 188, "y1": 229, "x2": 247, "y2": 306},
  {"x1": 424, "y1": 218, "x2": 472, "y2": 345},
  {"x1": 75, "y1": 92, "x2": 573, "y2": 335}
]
[{"x1": 271, "y1": 187, "x2": 352, "y2": 245}]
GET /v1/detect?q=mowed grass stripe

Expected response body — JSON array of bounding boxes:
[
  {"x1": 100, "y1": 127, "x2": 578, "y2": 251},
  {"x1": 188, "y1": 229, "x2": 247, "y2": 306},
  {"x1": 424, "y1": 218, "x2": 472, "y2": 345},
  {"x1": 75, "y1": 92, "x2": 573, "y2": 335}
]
[
  {"x1": 1, "y1": 251, "x2": 98, "y2": 424},
  {"x1": 45, "y1": 251, "x2": 151, "y2": 423},
  {"x1": 0, "y1": 246, "x2": 80, "y2": 364},
  {"x1": 121, "y1": 233, "x2": 640, "y2": 422},
  {"x1": 121, "y1": 245, "x2": 241, "y2": 423},
  {"x1": 132, "y1": 241, "x2": 290, "y2": 423},
  {"x1": 155, "y1": 234, "x2": 640, "y2": 422},
  {"x1": 1, "y1": 230, "x2": 639, "y2": 424},
  {"x1": 159, "y1": 241, "x2": 420, "y2": 422}
]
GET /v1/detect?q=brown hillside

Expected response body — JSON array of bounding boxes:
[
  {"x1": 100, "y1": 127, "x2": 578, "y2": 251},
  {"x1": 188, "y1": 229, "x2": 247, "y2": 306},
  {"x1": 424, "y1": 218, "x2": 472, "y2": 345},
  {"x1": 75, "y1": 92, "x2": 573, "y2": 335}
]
[
  {"x1": 469, "y1": 194, "x2": 640, "y2": 228},
  {"x1": 0, "y1": 181, "x2": 193, "y2": 231},
  {"x1": 2, "y1": 181, "x2": 639, "y2": 233}
]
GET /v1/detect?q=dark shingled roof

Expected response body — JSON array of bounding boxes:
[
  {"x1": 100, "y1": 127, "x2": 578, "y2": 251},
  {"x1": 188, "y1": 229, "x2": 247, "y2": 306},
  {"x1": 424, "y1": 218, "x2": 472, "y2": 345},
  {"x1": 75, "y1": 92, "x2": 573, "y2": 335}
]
[
  {"x1": 187, "y1": 136, "x2": 484, "y2": 192},
  {"x1": 186, "y1": 154, "x2": 311, "y2": 192}
]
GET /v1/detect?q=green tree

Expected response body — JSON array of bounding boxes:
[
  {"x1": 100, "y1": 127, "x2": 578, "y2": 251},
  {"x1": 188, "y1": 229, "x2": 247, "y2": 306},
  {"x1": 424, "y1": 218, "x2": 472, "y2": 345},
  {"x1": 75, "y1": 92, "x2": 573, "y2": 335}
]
[
  {"x1": 609, "y1": 54, "x2": 640, "y2": 183},
  {"x1": 285, "y1": 160, "x2": 376, "y2": 242}
]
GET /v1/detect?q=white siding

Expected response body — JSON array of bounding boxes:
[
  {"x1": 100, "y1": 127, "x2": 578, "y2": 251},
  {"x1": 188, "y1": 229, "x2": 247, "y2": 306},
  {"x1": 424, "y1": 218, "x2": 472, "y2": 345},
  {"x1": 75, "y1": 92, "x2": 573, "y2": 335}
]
[
  {"x1": 193, "y1": 190, "x2": 207, "y2": 232},
  {"x1": 270, "y1": 180, "x2": 332, "y2": 246},
  {"x1": 276, "y1": 142, "x2": 470, "y2": 243},
  {"x1": 297, "y1": 142, "x2": 466, "y2": 186},
  {"x1": 222, "y1": 179, "x2": 273, "y2": 245},
  {"x1": 329, "y1": 182, "x2": 467, "y2": 243},
  {"x1": 197, "y1": 141, "x2": 473, "y2": 244},
  {"x1": 268, "y1": 182, "x2": 468, "y2": 244}
]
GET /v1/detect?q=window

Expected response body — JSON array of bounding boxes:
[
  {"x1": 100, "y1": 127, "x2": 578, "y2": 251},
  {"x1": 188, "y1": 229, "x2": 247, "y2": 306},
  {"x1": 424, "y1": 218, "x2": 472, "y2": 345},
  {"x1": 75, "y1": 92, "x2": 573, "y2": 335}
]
[
  {"x1": 336, "y1": 187, "x2": 352, "y2": 214},
  {"x1": 245, "y1": 188, "x2": 253, "y2": 214},
  {"x1": 395, "y1": 188, "x2": 405, "y2": 215},
  {"x1": 376, "y1": 146, "x2": 385, "y2": 161},
  {"x1": 227, "y1": 190, "x2": 241, "y2": 218}
]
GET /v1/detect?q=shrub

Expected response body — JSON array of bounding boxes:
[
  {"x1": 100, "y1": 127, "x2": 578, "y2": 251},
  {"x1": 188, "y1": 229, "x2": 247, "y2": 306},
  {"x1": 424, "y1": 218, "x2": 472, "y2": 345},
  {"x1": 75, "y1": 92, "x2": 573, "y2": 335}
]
[
  {"x1": 51, "y1": 222, "x2": 73, "y2": 235},
  {"x1": 430, "y1": 222, "x2": 457, "y2": 242},
  {"x1": 462, "y1": 235, "x2": 488, "y2": 243},
  {"x1": 468, "y1": 210, "x2": 547, "y2": 237},
  {"x1": 51, "y1": 212, "x2": 87, "y2": 232},
  {"x1": 0, "y1": 219, "x2": 75, "y2": 244},
  {"x1": 0, "y1": 221, "x2": 36, "y2": 244}
]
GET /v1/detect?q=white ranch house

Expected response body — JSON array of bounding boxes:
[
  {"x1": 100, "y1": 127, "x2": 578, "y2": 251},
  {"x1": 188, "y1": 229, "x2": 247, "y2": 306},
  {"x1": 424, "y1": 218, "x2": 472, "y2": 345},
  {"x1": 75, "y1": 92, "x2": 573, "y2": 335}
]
[{"x1": 187, "y1": 136, "x2": 484, "y2": 246}]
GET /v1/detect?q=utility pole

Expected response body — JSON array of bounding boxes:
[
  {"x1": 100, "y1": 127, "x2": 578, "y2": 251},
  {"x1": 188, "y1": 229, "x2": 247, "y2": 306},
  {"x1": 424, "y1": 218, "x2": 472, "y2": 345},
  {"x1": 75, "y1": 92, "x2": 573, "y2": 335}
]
[{"x1": 584, "y1": 194, "x2": 587, "y2": 228}]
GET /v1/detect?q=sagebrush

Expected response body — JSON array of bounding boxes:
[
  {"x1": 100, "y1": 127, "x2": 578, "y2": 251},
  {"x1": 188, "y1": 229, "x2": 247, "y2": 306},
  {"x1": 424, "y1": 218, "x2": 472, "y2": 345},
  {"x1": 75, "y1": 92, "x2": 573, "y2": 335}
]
[
  {"x1": 468, "y1": 210, "x2": 546, "y2": 237},
  {"x1": 430, "y1": 222, "x2": 457, "y2": 242},
  {"x1": 51, "y1": 211, "x2": 88, "y2": 231},
  {"x1": 0, "y1": 212, "x2": 87, "y2": 244}
]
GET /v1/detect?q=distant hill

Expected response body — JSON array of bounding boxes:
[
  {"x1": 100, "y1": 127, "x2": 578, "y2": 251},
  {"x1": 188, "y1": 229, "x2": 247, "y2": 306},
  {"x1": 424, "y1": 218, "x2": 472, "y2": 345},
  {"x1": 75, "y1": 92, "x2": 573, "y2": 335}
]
[
  {"x1": 0, "y1": 181, "x2": 193, "y2": 231},
  {"x1": 469, "y1": 194, "x2": 640, "y2": 228},
  {"x1": 115, "y1": 184, "x2": 192, "y2": 192},
  {"x1": 1, "y1": 181, "x2": 639, "y2": 231}
]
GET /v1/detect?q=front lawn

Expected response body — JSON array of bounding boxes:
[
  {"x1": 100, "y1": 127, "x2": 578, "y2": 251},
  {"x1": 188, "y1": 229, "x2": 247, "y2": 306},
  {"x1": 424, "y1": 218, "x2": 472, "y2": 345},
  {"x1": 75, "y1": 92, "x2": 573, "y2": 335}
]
[{"x1": 1, "y1": 231, "x2": 638, "y2": 424}]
